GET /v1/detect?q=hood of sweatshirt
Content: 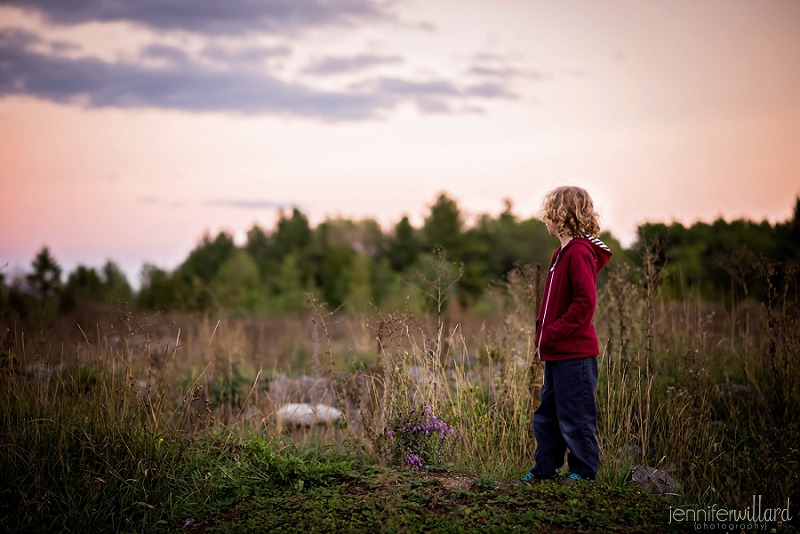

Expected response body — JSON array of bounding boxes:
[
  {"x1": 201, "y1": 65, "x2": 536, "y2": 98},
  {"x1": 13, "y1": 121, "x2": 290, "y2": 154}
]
[{"x1": 561, "y1": 234, "x2": 612, "y2": 272}]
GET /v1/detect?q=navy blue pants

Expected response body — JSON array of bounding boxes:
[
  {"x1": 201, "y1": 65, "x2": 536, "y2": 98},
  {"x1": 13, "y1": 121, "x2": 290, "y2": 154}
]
[{"x1": 531, "y1": 357, "x2": 599, "y2": 480}]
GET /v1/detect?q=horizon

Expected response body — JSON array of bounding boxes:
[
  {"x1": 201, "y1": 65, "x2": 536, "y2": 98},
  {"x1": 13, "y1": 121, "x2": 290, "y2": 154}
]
[{"x1": 3, "y1": 194, "x2": 797, "y2": 292}]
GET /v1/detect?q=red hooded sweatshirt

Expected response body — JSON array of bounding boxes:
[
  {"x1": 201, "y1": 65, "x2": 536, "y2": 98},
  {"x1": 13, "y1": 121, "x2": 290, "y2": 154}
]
[{"x1": 535, "y1": 235, "x2": 612, "y2": 361}]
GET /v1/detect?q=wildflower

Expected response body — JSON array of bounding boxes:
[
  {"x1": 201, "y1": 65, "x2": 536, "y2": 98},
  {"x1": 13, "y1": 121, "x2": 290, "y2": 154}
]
[
  {"x1": 387, "y1": 430, "x2": 394, "y2": 437},
  {"x1": 405, "y1": 451, "x2": 423, "y2": 470}
]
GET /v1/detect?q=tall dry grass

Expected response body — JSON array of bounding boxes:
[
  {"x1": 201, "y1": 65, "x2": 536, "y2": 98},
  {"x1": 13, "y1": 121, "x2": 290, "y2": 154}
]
[{"x1": 1, "y1": 247, "x2": 798, "y2": 530}]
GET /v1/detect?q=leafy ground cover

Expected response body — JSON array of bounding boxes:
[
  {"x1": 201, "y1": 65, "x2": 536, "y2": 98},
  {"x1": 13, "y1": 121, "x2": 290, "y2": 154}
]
[{"x1": 175, "y1": 472, "x2": 682, "y2": 534}]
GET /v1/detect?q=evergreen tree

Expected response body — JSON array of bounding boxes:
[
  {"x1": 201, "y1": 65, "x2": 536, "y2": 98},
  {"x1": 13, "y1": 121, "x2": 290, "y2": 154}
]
[
  {"x1": 61, "y1": 266, "x2": 104, "y2": 311},
  {"x1": 387, "y1": 216, "x2": 420, "y2": 272},
  {"x1": 245, "y1": 224, "x2": 273, "y2": 279},
  {"x1": 423, "y1": 194, "x2": 464, "y2": 261},
  {"x1": 179, "y1": 231, "x2": 236, "y2": 283},
  {"x1": 138, "y1": 264, "x2": 187, "y2": 311},
  {"x1": 273, "y1": 208, "x2": 312, "y2": 261},
  {"x1": 319, "y1": 245, "x2": 355, "y2": 309},
  {"x1": 27, "y1": 247, "x2": 62, "y2": 300},
  {"x1": 102, "y1": 261, "x2": 133, "y2": 303}
]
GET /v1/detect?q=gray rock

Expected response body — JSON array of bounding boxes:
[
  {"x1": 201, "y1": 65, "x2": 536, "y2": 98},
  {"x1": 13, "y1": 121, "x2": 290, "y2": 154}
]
[
  {"x1": 274, "y1": 403, "x2": 342, "y2": 426},
  {"x1": 631, "y1": 466, "x2": 681, "y2": 499}
]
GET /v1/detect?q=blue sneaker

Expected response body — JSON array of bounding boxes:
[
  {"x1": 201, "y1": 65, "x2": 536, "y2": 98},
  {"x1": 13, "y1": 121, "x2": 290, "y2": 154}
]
[
  {"x1": 510, "y1": 470, "x2": 554, "y2": 486},
  {"x1": 561, "y1": 472, "x2": 589, "y2": 484}
]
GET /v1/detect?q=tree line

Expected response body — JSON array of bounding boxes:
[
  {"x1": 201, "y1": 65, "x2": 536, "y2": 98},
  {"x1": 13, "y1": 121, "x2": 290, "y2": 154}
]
[{"x1": 2, "y1": 194, "x2": 798, "y2": 320}]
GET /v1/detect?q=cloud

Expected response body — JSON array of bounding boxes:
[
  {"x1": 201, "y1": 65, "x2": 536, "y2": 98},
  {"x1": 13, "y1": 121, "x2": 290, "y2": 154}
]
[
  {"x1": 202, "y1": 44, "x2": 291, "y2": 65},
  {"x1": 370, "y1": 77, "x2": 460, "y2": 96},
  {"x1": 468, "y1": 52, "x2": 543, "y2": 81},
  {"x1": 470, "y1": 66, "x2": 522, "y2": 78},
  {"x1": 0, "y1": 32, "x2": 392, "y2": 119},
  {"x1": 141, "y1": 44, "x2": 191, "y2": 64},
  {"x1": 49, "y1": 40, "x2": 82, "y2": 53},
  {"x1": 356, "y1": 77, "x2": 465, "y2": 114},
  {"x1": 0, "y1": 27, "x2": 39, "y2": 48},
  {"x1": 303, "y1": 54, "x2": 403, "y2": 75},
  {"x1": 0, "y1": 0, "x2": 392, "y2": 35},
  {"x1": 0, "y1": 29, "x2": 516, "y2": 118},
  {"x1": 367, "y1": 77, "x2": 515, "y2": 112},
  {"x1": 206, "y1": 199, "x2": 294, "y2": 210},
  {"x1": 465, "y1": 82, "x2": 515, "y2": 98}
]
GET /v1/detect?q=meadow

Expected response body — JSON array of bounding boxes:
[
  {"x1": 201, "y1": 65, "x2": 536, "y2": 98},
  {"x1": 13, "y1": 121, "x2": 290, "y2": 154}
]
[{"x1": 1, "y1": 245, "x2": 798, "y2": 533}]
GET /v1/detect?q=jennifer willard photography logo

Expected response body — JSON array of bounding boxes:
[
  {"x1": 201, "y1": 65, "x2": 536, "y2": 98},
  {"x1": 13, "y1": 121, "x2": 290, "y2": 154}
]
[{"x1": 669, "y1": 496, "x2": 792, "y2": 530}]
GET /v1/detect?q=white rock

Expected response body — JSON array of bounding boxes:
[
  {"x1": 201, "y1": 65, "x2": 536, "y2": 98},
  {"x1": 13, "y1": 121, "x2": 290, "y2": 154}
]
[{"x1": 274, "y1": 403, "x2": 342, "y2": 426}]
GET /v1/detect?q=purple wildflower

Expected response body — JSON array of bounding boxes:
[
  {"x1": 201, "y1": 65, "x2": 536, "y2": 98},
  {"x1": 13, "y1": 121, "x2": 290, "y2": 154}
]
[{"x1": 405, "y1": 451, "x2": 423, "y2": 470}]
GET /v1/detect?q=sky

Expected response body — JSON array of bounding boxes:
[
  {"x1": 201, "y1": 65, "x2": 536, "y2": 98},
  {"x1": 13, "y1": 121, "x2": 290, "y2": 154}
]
[{"x1": 1, "y1": 0, "x2": 799, "y2": 287}]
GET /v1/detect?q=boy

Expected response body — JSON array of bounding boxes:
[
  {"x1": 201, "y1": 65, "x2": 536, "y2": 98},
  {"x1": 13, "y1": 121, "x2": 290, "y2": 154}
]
[{"x1": 521, "y1": 186, "x2": 612, "y2": 483}]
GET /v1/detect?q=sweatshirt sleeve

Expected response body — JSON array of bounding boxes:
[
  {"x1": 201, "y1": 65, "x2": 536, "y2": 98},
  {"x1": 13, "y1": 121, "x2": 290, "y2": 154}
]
[{"x1": 542, "y1": 247, "x2": 596, "y2": 344}]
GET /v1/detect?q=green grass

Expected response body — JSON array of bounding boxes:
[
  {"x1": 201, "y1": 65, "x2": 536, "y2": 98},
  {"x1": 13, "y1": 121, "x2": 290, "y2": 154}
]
[
  {"x1": 162, "y1": 468, "x2": 684, "y2": 534},
  {"x1": 2, "y1": 382, "x2": 798, "y2": 533}
]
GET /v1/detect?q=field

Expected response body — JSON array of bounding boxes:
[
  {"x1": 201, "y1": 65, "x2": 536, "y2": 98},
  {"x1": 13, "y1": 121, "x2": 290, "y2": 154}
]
[{"x1": 1, "y1": 255, "x2": 799, "y2": 533}]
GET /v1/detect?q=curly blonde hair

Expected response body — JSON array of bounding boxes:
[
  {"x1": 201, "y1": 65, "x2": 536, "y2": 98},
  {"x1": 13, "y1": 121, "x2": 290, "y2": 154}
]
[{"x1": 541, "y1": 186, "x2": 601, "y2": 238}]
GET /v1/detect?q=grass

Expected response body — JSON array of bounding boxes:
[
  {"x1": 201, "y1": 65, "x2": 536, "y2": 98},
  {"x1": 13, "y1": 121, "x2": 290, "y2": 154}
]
[
  {"x1": 1, "y1": 251, "x2": 799, "y2": 532},
  {"x1": 176, "y1": 471, "x2": 681, "y2": 534}
]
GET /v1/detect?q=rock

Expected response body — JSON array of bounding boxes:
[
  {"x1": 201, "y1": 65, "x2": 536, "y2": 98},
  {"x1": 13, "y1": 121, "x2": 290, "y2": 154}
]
[
  {"x1": 274, "y1": 403, "x2": 342, "y2": 426},
  {"x1": 631, "y1": 466, "x2": 681, "y2": 499}
]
